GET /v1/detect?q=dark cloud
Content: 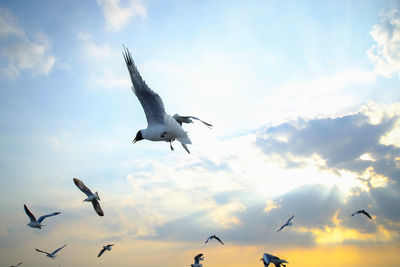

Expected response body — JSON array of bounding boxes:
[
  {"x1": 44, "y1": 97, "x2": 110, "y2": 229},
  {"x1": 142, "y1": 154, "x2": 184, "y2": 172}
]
[{"x1": 256, "y1": 112, "x2": 400, "y2": 182}]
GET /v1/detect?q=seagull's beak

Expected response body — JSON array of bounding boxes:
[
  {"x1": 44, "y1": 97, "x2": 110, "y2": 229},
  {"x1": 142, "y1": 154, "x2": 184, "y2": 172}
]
[{"x1": 132, "y1": 138, "x2": 137, "y2": 144}]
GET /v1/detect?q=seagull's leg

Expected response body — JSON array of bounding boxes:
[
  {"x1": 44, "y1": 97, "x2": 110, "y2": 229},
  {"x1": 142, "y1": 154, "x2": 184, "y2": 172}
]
[{"x1": 169, "y1": 141, "x2": 174, "y2": 151}]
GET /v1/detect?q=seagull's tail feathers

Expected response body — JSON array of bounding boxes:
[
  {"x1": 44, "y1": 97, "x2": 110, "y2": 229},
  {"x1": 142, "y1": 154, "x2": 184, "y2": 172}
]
[
  {"x1": 181, "y1": 143, "x2": 190, "y2": 154},
  {"x1": 177, "y1": 134, "x2": 192, "y2": 145}
]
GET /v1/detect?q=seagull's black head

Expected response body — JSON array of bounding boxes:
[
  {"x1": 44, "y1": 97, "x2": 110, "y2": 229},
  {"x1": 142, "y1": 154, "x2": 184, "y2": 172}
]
[{"x1": 133, "y1": 130, "x2": 143, "y2": 143}]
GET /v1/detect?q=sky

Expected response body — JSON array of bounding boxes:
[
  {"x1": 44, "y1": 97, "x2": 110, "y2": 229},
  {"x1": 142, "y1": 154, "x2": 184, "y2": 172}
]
[{"x1": 0, "y1": 0, "x2": 400, "y2": 266}]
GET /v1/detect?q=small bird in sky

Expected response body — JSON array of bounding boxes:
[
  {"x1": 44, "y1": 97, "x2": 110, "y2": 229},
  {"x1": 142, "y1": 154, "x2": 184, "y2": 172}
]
[
  {"x1": 351, "y1": 209, "x2": 372, "y2": 219},
  {"x1": 73, "y1": 178, "x2": 104, "y2": 216},
  {"x1": 191, "y1": 253, "x2": 204, "y2": 267},
  {"x1": 35, "y1": 244, "x2": 67, "y2": 259},
  {"x1": 205, "y1": 234, "x2": 224, "y2": 245},
  {"x1": 277, "y1": 215, "x2": 294, "y2": 232},
  {"x1": 98, "y1": 244, "x2": 114, "y2": 257},
  {"x1": 9, "y1": 262, "x2": 22, "y2": 267},
  {"x1": 24, "y1": 204, "x2": 60, "y2": 229},
  {"x1": 260, "y1": 253, "x2": 288, "y2": 267},
  {"x1": 123, "y1": 46, "x2": 211, "y2": 154}
]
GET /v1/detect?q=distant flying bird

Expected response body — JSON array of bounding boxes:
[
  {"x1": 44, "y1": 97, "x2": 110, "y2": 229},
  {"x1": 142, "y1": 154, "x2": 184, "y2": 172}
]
[
  {"x1": 24, "y1": 204, "x2": 60, "y2": 229},
  {"x1": 205, "y1": 234, "x2": 224, "y2": 245},
  {"x1": 172, "y1": 114, "x2": 213, "y2": 128},
  {"x1": 98, "y1": 244, "x2": 114, "y2": 257},
  {"x1": 123, "y1": 46, "x2": 211, "y2": 154},
  {"x1": 351, "y1": 209, "x2": 372, "y2": 219},
  {"x1": 260, "y1": 253, "x2": 288, "y2": 267},
  {"x1": 277, "y1": 215, "x2": 294, "y2": 232},
  {"x1": 9, "y1": 262, "x2": 22, "y2": 267},
  {"x1": 35, "y1": 244, "x2": 67, "y2": 259},
  {"x1": 191, "y1": 253, "x2": 204, "y2": 267},
  {"x1": 73, "y1": 178, "x2": 104, "y2": 216}
]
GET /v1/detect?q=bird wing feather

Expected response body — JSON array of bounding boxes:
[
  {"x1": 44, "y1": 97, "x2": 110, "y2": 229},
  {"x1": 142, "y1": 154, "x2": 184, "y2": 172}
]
[
  {"x1": 123, "y1": 46, "x2": 166, "y2": 126},
  {"x1": 173, "y1": 114, "x2": 213, "y2": 128},
  {"x1": 98, "y1": 247, "x2": 106, "y2": 257},
  {"x1": 38, "y1": 212, "x2": 60, "y2": 223},
  {"x1": 73, "y1": 178, "x2": 94, "y2": 197},
  {"x1": 51, "y1": 244, "x2": 67, "y2": 255},
  {"x1": 92, "y1": 199, "x2": 104, "y2": 216},
  {"x1": 35, "y1": 249, "x2": 49, "y2": 255},
  {"x1": 214, "y1": 236, "x2": 224, "y2": 245},
  {"x1": 24, "y1": 204, "x2": 36, "y2": 222}
]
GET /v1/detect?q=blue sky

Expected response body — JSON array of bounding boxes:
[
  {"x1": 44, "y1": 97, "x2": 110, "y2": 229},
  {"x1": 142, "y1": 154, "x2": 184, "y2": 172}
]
[{"x1": 1, "y1": 0, "x2": 400, "y2": 266}]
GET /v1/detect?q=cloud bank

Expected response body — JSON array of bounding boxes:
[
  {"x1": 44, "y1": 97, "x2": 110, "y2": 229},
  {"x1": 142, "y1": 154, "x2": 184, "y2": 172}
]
[
  {"x1": 0, "y1": 8, "x2": 55, "y2": 79},
  {"x1": 368, "y1": 9, "x2": 400, "y2": 78},
  {"x1": 97, "y1": 0, "x2": 146, "y2": 31}
]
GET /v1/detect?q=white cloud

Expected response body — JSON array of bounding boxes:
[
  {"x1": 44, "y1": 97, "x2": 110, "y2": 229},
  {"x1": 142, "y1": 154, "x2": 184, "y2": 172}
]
[
  {"x1": 0, "y1": 8, "x2": 55, "y2": 78},
  {"x1": 367, "y1": 9, "x2": 400, "y2": 78},
  {"x1": 97, "y1": 0, "x2": 146, "y2": 31},
  {"x1": 0, "y1": 8, "x2": 23, "y2": 38},
  {"x1": 77, "y1": 32, "x2": 131, "y2": 89}
]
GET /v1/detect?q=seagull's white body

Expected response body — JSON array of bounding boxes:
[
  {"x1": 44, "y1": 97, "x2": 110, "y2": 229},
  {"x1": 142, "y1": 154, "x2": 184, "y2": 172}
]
[
  {"x1": 35, "y1": 244, "x2": 67, "y2": 259},
  {"x1": 24, "y1": 204, "x2": 60, "y2": 229},
  {"x1": 123, "y1": 47, "x2": 195, "y2": 153},
  {"x1": 261, "y1": 253, "x2": 288, "y2": 267},
  {"x1": 277, "y1": 215, "x2": 294, "y2": 232},
  {"x1": 142, "y1": 115, "x2": 190, "y2": 144},
  {"x1": 83, "y1": 191, "x2": 100, "y2": 202}
]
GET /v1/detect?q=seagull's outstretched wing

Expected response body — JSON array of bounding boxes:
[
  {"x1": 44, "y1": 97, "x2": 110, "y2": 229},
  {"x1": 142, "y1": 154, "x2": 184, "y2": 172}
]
[
  {"x1": 286, "y1": 215, "x2": 294, "y2": 224},
  {"x1": 173, "y1": 114, "x2": 213, "y2": 128},
  {"x1": 123, "y1": 46, "x2": 166, "y2": 126},
  {"x1": 51, "y1": 244, "x2": 67, "y2": 255},
  {"x1": 205, "y1": 236, "x2": 211, "y2": 243},
  {"x1": 37, "y1": 212, "x2": 61, "y2": 223},
  {"x1": 92, "y1": 199, "x2": 104, "y2": 216},
  {"x1": 24, "y1": 204, "x2": 36, "y2": 222},
  {"x1": 262, "y1": 253, "x2": 271, "y2": 266},
  {"x1": 361, "y1": 210, "x2": 372, "y2": 219},
  {"x1": 73, "y1": 178, "x2": 94, "y2": 197},
  {"x1": 98, "y1": 247, "x2": 106, "y2": 257},
  {"x1": 35, "y1": 249, "x2": 49, "y2": 255},
  {"x1": 214, "y1": 235, "x2": 224, "y2": 245},
  {"x1": 351, "y1": 211, "x2": 358, "y2": 216},
  {"x1": 194, "y1": 253, "x2": 203, "y2": 264}
]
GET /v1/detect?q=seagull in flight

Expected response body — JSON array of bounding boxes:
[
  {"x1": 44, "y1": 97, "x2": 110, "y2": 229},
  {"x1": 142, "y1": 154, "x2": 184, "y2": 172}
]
[
  {"x1": 9, "y1": 262, "x2": 22, "y2": 267},
  {"x1": 260, "y1": 253, "x2": 288, "y2": 267},
  {"x1": 351, "y1": 209, "x2": 372, "y2": 219},
  {"x1": 277, "y1": 215, "x2": 294, "y2": 232},
  {"x1": 35, "y1": 244, "x2": 67, "y2": 259},
  {"x1": 123, "y1": 46, "x2": 211, "y2": 154},
  {"x1": 24, "y1": 204, "x2": 60, "y2": 229},
  {"x1": 73, "y1": 178, "x2": 104, "y2": 216},
  {"x1": 205, "y1": 234, "x2": 224, "y2": 245},
  {"x1": 191, "y1": 253, "x2": 204, "y2": 267},
  {"x1": 98, "y1": 244, "x2": 114, "y2": 257}
]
